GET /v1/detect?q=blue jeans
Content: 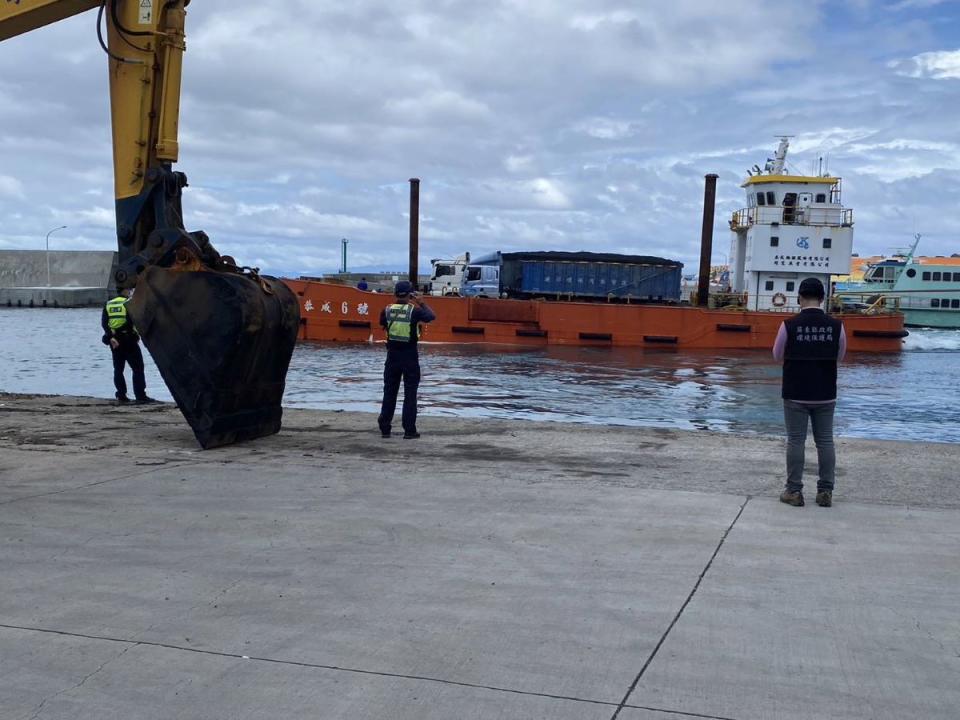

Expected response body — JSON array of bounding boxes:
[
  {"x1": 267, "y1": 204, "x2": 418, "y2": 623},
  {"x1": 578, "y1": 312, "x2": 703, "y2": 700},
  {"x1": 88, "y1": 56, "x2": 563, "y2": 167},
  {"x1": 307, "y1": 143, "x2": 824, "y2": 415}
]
[{"x1": 783, "y1": 400, "x2": 836, "y2": 493}]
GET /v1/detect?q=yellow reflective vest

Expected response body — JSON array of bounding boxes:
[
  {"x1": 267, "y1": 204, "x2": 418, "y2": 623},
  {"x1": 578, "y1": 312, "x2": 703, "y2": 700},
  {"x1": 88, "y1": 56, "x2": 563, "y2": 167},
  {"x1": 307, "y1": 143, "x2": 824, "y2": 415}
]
[
  {"x1": 105, "y1": 296, "x2": 130, "y2": 331},
  {"x1": 385, "y1": 303, "x2": 420, "y2": 342}
]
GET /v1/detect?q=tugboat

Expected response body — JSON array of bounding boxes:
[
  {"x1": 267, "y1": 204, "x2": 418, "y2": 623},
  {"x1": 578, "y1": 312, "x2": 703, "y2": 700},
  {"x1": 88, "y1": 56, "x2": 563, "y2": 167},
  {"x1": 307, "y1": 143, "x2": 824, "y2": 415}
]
[
  {"x1": 284, "y1": 140, "x2": 907, "y2": 352},
  {"x1": 729, "y1": 137, "x2": 853, "y2": 312}
]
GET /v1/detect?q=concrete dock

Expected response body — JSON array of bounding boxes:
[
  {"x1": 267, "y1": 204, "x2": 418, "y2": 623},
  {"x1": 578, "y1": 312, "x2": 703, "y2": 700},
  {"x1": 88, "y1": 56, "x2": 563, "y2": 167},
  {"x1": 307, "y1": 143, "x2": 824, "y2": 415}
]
[
  {"x1": 1, "y1": 393, "x2": 958, "y2": 719},
  {"x1": 0, "y1": 250, "x2": 116, "y2": 308}
]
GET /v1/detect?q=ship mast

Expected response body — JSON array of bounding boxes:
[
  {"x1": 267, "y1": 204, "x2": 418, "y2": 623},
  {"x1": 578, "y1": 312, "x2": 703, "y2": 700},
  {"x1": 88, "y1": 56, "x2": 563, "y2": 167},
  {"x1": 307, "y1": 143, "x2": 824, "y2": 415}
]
[{"x1": 768, "y1": 136, "x2": 792, "y2": 175}]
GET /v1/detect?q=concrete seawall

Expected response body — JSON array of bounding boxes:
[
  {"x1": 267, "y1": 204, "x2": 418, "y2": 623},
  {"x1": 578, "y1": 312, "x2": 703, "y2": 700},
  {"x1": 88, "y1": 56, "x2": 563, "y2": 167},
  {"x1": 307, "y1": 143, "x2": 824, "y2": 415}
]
[
  {"x1": 0, "y1": 250, "x2": 116, "y2": 307},
  {"x1": 1, "y1": 393, "x2": 958, "y2": 719}
]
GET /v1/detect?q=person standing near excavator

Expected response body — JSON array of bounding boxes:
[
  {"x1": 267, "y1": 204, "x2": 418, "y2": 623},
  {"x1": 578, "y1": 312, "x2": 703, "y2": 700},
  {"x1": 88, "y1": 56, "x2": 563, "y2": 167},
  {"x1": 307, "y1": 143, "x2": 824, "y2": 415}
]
[
  {"x1": 378, "y1": 281, "x2": 435, "y2": 439},
  {"x1": 101, "y1": 288, "x2": 153, "y2": 404}
]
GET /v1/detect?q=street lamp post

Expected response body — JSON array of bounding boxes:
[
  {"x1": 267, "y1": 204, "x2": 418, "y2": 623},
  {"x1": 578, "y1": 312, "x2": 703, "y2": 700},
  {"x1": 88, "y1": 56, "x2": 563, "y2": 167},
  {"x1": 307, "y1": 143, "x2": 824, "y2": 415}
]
[{"x1": 45, "y1": 225, "x2": 67, "y2": 287}]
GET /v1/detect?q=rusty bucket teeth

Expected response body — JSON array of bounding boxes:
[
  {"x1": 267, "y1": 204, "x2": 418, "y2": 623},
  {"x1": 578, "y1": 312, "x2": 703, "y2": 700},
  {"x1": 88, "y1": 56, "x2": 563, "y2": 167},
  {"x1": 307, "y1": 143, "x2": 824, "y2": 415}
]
[{"x1": 127, "y1": 266, "x2": 300, "y2": 449}]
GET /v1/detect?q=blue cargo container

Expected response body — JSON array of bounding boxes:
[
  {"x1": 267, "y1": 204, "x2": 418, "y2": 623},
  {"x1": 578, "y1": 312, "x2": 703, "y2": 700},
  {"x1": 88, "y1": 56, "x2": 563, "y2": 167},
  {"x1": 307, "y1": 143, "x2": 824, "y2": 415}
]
[
  {"x1": 520, "y1": 260, "x2": 681, "y2": 300},
  {"x1": 502, "y1": 252, "x2": 682, "y2": 301},
  {"x1": 461, "y1": 251, "x2": 683, "y2": 300}
]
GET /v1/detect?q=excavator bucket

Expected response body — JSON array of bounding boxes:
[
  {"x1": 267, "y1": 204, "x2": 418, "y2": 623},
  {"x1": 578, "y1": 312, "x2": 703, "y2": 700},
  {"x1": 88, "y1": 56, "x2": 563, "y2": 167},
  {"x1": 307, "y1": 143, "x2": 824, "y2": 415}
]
[{"x1": 126, "y1": 266, "x2": 301, "y2": 449}]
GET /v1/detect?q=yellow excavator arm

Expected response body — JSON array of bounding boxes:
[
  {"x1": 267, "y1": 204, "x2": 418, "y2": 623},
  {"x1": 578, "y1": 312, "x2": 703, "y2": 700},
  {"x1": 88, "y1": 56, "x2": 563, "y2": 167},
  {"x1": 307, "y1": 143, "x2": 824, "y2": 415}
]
[
  {"x1": 1, "y1": 1, "x2": 300, "y2": 448},
  {"x1": 0, "y1": 0, "x2": 99, "y2": 41},
  {"x1": 2, "y1": 0, "x2": 183, "y2": 200}
]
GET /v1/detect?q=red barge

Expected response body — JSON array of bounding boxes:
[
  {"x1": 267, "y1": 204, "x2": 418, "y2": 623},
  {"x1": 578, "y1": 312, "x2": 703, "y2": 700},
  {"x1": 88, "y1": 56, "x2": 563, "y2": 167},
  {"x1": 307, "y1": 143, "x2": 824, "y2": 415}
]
[{"x1": 283, "y1": 281, "x2": 906, "y2": 353}]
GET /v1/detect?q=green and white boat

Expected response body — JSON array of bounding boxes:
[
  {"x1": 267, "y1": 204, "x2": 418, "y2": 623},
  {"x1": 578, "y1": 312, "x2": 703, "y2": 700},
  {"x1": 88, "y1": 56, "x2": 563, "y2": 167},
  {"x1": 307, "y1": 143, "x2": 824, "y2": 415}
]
[{"x1": 837, "y1": 236, "x2": 960, "y2": 328}]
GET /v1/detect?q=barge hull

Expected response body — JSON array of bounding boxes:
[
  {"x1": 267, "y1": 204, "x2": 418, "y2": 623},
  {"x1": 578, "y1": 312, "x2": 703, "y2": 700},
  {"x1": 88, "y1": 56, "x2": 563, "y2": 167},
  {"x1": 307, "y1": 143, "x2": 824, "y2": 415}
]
[{"x1": 284, "y1": 280, "x2": 906, "y2": 353}]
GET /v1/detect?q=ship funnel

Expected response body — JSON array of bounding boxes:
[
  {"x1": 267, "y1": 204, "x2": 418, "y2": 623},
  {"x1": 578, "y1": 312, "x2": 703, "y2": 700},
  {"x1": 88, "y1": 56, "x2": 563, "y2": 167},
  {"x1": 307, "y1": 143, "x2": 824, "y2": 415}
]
[{"x1": 697, "y1": 173, "x2": 719, "y2": 307}]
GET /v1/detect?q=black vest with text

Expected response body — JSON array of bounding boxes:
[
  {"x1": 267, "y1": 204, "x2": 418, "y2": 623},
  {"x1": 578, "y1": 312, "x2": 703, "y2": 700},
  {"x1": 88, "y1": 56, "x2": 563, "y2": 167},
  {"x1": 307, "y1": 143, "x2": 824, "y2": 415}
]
[{"x1": 782, "y1": 308, "x2": 842, "y2": 401}]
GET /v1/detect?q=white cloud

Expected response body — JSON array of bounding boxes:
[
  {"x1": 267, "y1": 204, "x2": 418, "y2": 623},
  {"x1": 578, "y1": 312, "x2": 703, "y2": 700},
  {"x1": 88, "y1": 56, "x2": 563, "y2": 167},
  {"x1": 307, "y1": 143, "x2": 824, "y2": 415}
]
[
  {"x1": 890, "y1": 49, "x2": 960, "y2": 79},
  {"x1": 504, "y1": 155, "x2": 533, "y2": 173},
  {"x1": 0, "y1": 175, "x2": 25, "y2": 200},
  {"x1": 889, "y1": 0, "x2": 953, "y2": 9},
  {"x1": 523, "y1": 178, "x2": 572, "y2": 210},
  {"x1": 75, "y1": 206, "x2": 115, "y2": 227},
  {"x1": 384, "y1": 90, "x2": 491, "y2": 123},
  {"x1": 575, "y1": 117, "x2": 635, "y2": 140}
]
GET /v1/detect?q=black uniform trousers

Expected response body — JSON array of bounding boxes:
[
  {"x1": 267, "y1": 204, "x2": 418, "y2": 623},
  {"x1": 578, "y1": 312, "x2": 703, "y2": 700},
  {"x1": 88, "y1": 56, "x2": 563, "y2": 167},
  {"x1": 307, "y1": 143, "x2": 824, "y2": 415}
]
[
  {"x1": 112, "y1": 340, "x2": 146, "y2": 400},
  {"x1": 378, "y1": 349, "x2": 421, "y2": 434}
]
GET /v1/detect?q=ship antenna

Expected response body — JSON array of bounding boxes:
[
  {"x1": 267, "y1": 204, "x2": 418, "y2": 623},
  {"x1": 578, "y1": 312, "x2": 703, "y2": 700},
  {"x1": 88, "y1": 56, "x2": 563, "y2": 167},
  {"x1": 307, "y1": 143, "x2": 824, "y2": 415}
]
[{"x1": 907, "y1": 233, "x2": 921, "y2": 262}]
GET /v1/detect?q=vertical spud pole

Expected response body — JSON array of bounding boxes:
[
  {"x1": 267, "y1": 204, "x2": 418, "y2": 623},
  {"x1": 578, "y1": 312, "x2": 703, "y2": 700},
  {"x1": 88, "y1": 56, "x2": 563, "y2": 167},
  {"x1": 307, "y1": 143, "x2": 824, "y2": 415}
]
[
  {"x1": 697, "y1": 173, "x2": 719, "y2": 307},
  {"x1": 409, "y1": 178, "x2": 420, "y2": 286}
]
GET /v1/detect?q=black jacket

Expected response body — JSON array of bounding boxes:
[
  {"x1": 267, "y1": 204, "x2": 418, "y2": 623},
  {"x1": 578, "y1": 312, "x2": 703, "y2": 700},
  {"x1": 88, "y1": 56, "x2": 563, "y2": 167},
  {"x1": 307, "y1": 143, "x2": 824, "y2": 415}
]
[{"x1": 781, "y1": 308, "x2": 842, "y2": 401}]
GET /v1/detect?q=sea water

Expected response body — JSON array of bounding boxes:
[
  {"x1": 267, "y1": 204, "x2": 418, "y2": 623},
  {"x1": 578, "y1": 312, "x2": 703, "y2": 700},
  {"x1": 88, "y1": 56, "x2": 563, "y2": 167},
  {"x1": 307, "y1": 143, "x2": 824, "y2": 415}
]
[{"x1": 1, "y1": 308, "x2": 958, "y2": 443}]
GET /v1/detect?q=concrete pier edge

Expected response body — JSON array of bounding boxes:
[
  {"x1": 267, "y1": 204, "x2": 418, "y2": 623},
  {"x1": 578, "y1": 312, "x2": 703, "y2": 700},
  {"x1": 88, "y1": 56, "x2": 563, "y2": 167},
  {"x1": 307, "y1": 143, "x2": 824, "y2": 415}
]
[{"x1": 1, "y1": 393, "x2": 958, "y2": 720}]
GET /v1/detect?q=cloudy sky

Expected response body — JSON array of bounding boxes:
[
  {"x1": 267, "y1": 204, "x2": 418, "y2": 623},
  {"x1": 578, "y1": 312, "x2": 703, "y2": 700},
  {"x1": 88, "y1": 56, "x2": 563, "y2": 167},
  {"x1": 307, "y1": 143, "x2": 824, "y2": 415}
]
[{"x1": 1, "y1": 0, "x2": 959, "y2": 276}]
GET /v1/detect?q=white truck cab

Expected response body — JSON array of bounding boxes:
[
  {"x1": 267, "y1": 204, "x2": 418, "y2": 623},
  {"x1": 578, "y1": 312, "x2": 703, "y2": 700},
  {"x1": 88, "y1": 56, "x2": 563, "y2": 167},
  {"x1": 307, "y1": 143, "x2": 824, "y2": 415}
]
[{"x1": 429, "y1": 253, "x2": 470, "y2": 296}]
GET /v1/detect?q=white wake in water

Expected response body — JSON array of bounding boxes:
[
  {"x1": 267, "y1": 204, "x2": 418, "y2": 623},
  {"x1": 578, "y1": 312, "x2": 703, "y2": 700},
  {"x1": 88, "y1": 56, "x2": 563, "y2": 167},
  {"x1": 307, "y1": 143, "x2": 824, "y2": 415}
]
[{"x1": 903, "y1": 328, "x2": 960, "y2": 351}]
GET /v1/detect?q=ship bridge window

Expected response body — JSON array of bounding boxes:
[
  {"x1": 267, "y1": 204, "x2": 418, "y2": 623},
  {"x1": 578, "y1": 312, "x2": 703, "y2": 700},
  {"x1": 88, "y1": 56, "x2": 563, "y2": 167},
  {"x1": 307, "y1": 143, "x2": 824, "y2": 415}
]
[
  {"x1": 953, "y1": 299, "x2": 960, "y2": 309},
  {"x1": 906, "y1": 268, "x2": 916, "y2": 278},
  {"x1": 770, "y1": 236, "x2": 779, "y2": 247},
  {"x1": 931, "y1": 299, "x2": 940, "y2": 308},
  {"x1": 815, "y1": 193, "x2": 827, "y2": 203},
  {"x1": 786, "y1": 281, "x2": 795, "y2": 292},
  {"x1": 783, "y1": 193, "x2": 797, "y2": 223},
  {"x1": 932, "y1": 272, "x2": 942, "y2": 281},
  {"x1": 765, "y1": 280, "x2": 775, "y2": 291},
  {"x1": 756, "y1": 192, "x2": 766, "y2": 206},
  {"x1": 823, "y1": 238, "x2": 832, "y2": 249},
  {"x1": 922, "y1": 271, "x2": 931, "y2": 281},
  {"x1": 954, "y1": 272, "x2": 960, "y2": 282},
  {"x1": 766, "y1": 191, "x2": 776, "y2": 205}
]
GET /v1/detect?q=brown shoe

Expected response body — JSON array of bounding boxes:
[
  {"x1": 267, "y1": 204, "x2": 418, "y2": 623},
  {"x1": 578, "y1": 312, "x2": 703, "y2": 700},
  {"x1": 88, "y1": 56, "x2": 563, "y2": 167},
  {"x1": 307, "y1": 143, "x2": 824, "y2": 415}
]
[
  {"x1": 779, "y1": 489, "x2": 805, "y2": 507},
  {"x1": 816, "y1": 491, "x2": 832, "y2": 507}
]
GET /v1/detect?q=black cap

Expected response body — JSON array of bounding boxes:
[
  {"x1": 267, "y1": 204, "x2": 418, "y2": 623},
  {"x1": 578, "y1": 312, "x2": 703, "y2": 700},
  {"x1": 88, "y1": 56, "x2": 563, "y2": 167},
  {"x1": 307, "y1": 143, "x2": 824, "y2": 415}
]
[
  {"x1": 798, "y1": 277, "x2": 825, "y2": 299},
  {"x1": 394, "y1": 280, "x2": 414, "y2": 296}
]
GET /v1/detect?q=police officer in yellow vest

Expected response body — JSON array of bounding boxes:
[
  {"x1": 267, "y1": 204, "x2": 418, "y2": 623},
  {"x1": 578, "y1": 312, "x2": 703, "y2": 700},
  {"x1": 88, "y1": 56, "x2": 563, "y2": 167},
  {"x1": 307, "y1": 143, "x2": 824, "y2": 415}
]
[
  {"x1": 101, "y1": 288, "x2": 153, "y2": 404},
  {"x1": 377, "y1": 280, "x2": 435, "y2": 439}
]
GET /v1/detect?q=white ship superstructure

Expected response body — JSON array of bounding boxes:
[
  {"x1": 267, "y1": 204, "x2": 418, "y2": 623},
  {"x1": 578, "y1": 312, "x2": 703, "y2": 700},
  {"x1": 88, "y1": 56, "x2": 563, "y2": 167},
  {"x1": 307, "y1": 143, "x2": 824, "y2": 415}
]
[{"x1": 728, "y1": 138, "x2": 853, "y2": 311}]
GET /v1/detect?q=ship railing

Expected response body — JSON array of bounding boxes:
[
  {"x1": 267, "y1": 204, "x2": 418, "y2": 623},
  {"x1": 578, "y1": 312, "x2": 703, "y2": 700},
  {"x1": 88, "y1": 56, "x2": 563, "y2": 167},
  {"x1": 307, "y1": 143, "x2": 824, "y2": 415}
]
[
  {"x1": 707, "y1": 291, "x2": 749, "y2": 309},
  {"x1": 830, "y1": 291, "x2": 902, "y2": 315},
  {"x1": 688, "y1": 291, "x2": 797, "y2": 310},
  {"x1": 697, "y1": 291, "x2": 899, "y2": 314},
  {"x1": 730, "y1": 207, "x2": 853, "y2": 230}
]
